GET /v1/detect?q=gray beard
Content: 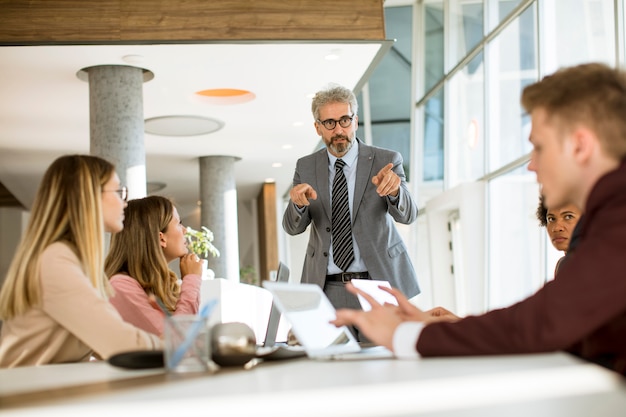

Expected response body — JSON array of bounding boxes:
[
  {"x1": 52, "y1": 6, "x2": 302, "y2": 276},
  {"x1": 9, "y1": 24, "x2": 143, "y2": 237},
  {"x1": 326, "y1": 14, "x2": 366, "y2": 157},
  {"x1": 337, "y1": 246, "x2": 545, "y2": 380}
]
[{"x1": 329, "y1": 137, "x2": 353, "y2": 156}]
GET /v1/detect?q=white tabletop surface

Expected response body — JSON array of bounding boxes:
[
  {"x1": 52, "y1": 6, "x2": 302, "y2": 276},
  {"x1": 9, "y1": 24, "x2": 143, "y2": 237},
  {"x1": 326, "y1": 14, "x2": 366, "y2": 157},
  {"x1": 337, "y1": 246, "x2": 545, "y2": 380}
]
[{"x1": 1, "y1": 352, "x2": 625, "y2": 416}]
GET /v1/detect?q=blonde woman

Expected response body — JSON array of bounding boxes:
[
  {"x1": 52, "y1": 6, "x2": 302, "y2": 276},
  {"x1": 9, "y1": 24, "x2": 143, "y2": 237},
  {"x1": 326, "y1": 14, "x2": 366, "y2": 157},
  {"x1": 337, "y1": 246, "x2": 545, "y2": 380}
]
[
  {"x1": 0, "y1": 155, "x2": 161, "y2": 368},
  {"x1": 105, "y1": 196, "x2": 202, "y2": 336}
]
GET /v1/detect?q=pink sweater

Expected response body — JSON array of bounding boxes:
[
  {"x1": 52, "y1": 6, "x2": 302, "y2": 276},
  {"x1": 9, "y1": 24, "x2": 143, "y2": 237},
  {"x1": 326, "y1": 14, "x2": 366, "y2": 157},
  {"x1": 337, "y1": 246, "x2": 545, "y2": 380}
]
[{"x1": 109, "y1": 273, "x2": 201, "y2": 336}]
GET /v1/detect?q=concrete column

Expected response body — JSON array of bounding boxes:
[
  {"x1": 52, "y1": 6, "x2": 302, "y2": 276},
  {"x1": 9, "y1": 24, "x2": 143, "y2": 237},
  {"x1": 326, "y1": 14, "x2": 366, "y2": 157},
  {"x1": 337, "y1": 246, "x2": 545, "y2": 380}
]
[
  {"x1": 78, "y1": 65, "x2": 153, "y2": 199},
  {"x1": 200, "y1": 156, "x2": 241, "y2": 281}
]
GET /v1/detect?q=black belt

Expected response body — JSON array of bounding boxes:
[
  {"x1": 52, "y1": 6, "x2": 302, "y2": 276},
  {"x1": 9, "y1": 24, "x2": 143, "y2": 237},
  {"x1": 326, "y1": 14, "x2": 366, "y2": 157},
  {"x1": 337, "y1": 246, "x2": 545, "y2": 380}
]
[{"x1": 326, "y1": 271, "x2": 370, "y2": 283}]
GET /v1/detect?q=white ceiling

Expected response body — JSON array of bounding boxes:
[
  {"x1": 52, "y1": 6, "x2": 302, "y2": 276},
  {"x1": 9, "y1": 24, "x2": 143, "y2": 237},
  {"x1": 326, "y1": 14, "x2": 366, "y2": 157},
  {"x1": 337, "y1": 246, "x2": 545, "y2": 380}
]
[{"x1": 0, "y1": 41, "x2": 390, "y2": 218}]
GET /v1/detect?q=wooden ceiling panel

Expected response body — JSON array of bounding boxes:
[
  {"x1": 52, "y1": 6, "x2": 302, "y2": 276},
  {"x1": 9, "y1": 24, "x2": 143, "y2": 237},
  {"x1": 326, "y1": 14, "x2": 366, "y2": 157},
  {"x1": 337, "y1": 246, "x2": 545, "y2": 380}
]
[{"x1": 0, "y1": 0, "x2": 385, "y2": 44}]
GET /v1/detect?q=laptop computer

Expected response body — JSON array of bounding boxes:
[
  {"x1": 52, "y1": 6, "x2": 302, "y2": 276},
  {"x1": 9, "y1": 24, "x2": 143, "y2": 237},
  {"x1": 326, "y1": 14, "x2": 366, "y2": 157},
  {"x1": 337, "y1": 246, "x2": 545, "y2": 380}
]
[
  {"x1": 263, "y1": 261, "x2": 290, "y2": 347},
  {"x1": 262, "y1": 281, "x2": 393, "y2": 360},
  {"x1": 255, "y1": 262, "x2": 307, "y2": 360}
]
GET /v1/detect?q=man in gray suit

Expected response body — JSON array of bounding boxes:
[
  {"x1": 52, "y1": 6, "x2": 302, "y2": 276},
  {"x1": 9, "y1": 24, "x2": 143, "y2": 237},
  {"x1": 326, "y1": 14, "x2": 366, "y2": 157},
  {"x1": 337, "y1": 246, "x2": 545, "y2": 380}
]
[{"x1": 283, "y1": 84, "x2": 420, "y2": 338}]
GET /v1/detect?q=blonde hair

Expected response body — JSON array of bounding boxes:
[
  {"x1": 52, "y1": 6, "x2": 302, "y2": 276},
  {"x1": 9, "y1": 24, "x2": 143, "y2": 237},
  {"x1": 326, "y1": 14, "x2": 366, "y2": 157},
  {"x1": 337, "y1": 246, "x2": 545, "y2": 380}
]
[
  {"x1": 521, "y1": 62, "x2": 626, "y2": 159},
  {"x1": 105, "y1": 196, "x2": 181, "y2": 312},
  {"x1": 0, "y1": 155, "x2": 115, "y2": 319}
]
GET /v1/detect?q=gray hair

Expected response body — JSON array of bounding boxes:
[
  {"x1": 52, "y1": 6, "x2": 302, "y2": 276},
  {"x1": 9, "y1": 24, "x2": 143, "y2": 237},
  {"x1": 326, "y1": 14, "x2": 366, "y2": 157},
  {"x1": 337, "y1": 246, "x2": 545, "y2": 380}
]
[{"x1": 311, "y1": 84, "x2": 358, "y2": 120}]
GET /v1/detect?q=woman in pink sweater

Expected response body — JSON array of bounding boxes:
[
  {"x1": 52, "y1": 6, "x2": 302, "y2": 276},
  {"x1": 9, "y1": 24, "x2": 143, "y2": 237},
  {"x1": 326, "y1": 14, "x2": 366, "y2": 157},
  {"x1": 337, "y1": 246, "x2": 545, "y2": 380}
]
[{"x1": 105, "y1": 196, "x2": 203, "y2": 336}]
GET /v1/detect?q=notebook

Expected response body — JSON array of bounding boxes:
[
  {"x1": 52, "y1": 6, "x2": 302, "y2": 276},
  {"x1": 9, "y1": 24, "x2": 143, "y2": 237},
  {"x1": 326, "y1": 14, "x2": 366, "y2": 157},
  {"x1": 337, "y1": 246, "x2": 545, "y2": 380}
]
[{"x1": 262, "y1": 281, "x2": 393, "y2": 360}]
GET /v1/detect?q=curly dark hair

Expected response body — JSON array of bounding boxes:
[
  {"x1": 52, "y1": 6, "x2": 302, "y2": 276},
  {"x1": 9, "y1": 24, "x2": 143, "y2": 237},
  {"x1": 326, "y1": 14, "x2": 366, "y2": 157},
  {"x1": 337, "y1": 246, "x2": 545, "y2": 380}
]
[{"x1": 536, "y1": 195, "x2": 548, "y2": 227}]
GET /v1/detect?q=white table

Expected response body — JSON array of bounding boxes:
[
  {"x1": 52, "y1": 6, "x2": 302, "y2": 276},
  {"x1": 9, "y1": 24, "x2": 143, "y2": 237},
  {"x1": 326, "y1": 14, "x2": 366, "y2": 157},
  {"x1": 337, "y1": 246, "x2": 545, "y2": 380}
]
[{"x1": 1, "y1": 352, "x2": 625, "y2": 416}]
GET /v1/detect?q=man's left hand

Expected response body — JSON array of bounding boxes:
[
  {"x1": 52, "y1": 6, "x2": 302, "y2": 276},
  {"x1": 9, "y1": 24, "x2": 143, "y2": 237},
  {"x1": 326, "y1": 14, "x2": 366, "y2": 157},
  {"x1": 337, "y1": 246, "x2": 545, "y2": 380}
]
[{"x1": 372, "y1": 163, "x2": 400, "y2": 197}]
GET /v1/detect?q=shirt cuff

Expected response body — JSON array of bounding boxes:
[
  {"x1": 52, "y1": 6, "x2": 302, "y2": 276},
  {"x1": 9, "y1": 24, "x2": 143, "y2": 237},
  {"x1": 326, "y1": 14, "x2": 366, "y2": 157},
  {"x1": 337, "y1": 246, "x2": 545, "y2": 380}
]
[
  {"x1": 293, "y1": 202, "x2": 306, "y2": 213},
  {"x1": 393, "y1": 321, "x2": 424, "y2": 360},
  {"x1": 387, "y1": 193, "x2": 399, "y2": 205}
]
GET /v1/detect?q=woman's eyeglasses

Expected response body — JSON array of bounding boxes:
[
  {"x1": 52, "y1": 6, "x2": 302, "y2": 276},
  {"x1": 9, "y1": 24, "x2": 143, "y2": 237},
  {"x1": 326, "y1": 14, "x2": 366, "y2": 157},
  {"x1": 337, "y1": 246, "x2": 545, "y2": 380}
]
[{"x1": 103, "y1": 186, "x2": 128, "y2": 202}]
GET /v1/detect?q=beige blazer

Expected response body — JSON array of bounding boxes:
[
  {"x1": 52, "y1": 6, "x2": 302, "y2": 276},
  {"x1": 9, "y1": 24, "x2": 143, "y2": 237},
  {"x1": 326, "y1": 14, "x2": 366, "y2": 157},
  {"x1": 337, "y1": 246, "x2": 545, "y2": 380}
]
[{"x1": 0, "y1": 242, "x2": 161, "y2": 367}]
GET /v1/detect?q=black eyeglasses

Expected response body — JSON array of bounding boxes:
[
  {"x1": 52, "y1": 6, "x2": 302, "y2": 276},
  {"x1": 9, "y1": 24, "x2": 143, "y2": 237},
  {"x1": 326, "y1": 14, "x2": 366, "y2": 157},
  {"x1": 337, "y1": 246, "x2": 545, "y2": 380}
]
[
  {"x1": 317, "y1": 114, "x2": 355, "y2": 130},
  {"x1": 103, "y1": 186, "x2": 128, "y2": 202}
]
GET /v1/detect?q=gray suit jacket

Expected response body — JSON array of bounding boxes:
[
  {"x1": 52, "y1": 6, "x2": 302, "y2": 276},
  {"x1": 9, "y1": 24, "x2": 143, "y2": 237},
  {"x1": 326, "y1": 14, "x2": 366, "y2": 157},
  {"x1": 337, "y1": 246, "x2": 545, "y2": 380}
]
[{"x1": 283, "y1": 141, "x2": 420, "y2": 298}]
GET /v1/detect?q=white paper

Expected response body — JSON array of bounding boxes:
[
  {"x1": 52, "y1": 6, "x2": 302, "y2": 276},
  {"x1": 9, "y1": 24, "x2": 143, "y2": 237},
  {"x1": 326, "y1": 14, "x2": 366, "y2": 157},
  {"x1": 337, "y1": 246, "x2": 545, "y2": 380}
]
[{"x1": 350, "y1": 279, "x2": 398, "y2": 311}]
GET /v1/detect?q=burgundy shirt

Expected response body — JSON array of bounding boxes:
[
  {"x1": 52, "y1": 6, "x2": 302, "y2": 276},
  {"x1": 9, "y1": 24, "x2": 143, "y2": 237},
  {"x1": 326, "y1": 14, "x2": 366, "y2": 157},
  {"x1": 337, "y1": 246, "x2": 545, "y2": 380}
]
[{"x1": 417, "y1": 160, "x2": 626, "y2": 376}]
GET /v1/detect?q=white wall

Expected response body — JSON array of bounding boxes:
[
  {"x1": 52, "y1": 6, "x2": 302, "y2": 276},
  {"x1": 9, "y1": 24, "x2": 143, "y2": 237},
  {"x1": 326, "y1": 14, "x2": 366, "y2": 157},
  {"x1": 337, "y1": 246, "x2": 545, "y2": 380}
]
[
  {"x1": 0, "y1": 207, "x2": 28, "y2": 289},
  {"x1": 424, "y1": 182, "x2": 486, "y2": 316}
]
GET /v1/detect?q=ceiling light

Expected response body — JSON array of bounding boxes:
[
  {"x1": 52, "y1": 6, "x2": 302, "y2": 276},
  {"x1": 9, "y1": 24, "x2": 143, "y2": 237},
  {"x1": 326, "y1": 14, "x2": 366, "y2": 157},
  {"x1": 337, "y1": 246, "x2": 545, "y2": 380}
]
[
  {"x1": 272, "y1": 163, "x2": 282, "y2": 168},
  {"x1": 194, "y1": 88, "x2": 256, "y2": 105},
  {"x1": 122, "y1": 54, "x2": 145, "y2": 64},
  {"x1": 144, "y1": 115, "x2": 224, "y2": 136},
  {"x1": 467, "y1": 119, "x2": 479, "y2": 149},
  {"x1": 282, "y1": 144, "x2": 293, "y2": 149},
  {"x1": 324, "y1": 48, "x2": 342, "y2": 60}
]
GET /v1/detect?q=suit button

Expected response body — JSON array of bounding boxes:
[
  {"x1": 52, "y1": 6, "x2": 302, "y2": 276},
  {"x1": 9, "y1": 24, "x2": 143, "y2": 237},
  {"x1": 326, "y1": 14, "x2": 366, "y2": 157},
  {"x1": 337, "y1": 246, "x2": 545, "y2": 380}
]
[
  {"x1": 325, "y1": 227, "x2": 330, "y2": 232},
  {"x1": 323, "y1": 252, "x2": 328, "y2": 257}
]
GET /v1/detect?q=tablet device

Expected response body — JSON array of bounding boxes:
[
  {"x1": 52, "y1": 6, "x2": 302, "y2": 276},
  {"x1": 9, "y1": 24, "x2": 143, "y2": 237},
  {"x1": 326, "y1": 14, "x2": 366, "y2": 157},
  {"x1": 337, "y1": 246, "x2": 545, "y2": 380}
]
[{"x1": 350, "y1": 279, "x2": 398, "y2": 311}]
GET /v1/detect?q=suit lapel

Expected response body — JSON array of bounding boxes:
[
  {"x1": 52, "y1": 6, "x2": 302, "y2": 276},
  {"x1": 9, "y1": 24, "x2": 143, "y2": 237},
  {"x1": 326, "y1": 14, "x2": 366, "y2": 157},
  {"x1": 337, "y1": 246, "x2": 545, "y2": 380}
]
[
  {"x1": 353, "y1": 143, "x2": 374, "y2": 221},
  {"x1": 315, "y1": 149, "x2": 332, "y2": 221}
]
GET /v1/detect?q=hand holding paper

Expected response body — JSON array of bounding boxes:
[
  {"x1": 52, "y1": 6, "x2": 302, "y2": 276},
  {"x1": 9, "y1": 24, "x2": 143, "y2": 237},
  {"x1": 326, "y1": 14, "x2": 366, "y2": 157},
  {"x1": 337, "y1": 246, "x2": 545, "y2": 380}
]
[{"x1": 350, "y1": 279, "x2": 398, "y2": 311}]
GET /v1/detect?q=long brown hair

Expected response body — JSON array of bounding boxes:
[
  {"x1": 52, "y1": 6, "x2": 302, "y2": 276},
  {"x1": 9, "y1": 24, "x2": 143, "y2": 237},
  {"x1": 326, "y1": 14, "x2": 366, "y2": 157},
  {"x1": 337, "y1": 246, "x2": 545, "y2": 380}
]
[
  {"x1": 105, "y1": 196, "x2": 181, "y2": 311},
  {"x1": 0, "y1": 155, "x2": 115, "y2": 319}
]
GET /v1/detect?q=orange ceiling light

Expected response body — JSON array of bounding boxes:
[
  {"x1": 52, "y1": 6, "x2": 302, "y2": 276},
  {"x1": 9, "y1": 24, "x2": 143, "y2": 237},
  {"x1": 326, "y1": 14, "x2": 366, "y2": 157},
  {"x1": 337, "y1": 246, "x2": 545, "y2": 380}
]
[{"x1": 195, "y1": 88, "x2": 256, "y2": 105}]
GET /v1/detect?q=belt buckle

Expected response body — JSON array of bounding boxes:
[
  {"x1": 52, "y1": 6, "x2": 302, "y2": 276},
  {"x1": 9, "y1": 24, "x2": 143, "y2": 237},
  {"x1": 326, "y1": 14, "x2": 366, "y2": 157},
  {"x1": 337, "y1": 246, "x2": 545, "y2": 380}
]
[{"x1": 341, "y1": 272, "x2": 352, "y2": 283}]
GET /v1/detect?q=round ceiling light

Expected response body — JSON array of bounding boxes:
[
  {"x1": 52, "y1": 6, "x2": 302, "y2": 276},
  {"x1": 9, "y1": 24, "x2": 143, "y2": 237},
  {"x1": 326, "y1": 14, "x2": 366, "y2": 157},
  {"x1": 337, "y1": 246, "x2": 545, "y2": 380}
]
[
  {"x1": 76, "y1": 65, "x2": 154, "y2": 82},
  {"x1": 144, "y1": 115, "x2": 224, "y2": 136},
  {"x1": 195, "y1": 88, "x2": 256, "y2": 105}
]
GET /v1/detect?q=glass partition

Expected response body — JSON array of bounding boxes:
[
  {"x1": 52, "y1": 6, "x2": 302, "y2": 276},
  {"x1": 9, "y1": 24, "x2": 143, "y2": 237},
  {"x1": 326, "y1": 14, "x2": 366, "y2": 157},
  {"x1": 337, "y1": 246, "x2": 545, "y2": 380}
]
[
  {"x1": 488, "y1": 4, "x2": 537, "y2": 171},
  {"x1": 487, "y1": 164, "x2": 543, "y2": 309},
  {"x1": 448, "y1": 0, "x2": 484, "y2": 72},
  {"x1": 447, "y1": 52, "x2": 485, "y2": 187},
  {"x1": 542, "y1": 0, "x2": 616, "y2": 72},
  {"x1": 423, "y1": 88, "x2": 445, "y2": 182},
  {"x1": 424, "y1": 1, "x2": 445, "y2": 92}
]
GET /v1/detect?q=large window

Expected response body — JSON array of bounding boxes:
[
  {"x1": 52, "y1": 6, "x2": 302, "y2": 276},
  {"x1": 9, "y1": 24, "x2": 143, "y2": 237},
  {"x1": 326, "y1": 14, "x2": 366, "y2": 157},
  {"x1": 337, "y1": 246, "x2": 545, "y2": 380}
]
[
  {"x1": 542, "y1": 0, "x2": 616, "y2": 72},
  {"x1": 447, "y1": 53, "x2": 484, "y2": 187},
  {"x1": 448, "y1": 1, "x2": 484, "y2": 72},
  {"x1": 411, "y1": 0, "x2": 626, "y2": 312},
  {"x1": 488, "y1": 3, "x2": 537, "y2": 171},
  {"x1": 357, "y1": 5, "x2": 413, "y2": 179}
]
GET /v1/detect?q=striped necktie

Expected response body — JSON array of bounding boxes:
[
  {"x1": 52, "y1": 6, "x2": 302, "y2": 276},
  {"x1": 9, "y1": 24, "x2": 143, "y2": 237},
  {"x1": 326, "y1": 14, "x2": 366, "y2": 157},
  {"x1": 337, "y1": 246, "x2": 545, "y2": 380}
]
[{"x1": 331, "y1": 158, "x2": 354, "y2": 271}]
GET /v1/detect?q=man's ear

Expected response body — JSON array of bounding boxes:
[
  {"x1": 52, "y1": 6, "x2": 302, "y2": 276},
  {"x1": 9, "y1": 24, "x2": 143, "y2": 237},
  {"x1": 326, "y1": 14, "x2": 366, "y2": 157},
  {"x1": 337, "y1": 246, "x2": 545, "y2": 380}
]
[
  {"x1": 570, "y1": 126, "x2": 597, "y2": 164},
  {"x1": 159, "y1": 231, "x2": 167, "y2": 248},
  {"x1": 314, "y1": 121, "x2": 323, "y2": 137}
]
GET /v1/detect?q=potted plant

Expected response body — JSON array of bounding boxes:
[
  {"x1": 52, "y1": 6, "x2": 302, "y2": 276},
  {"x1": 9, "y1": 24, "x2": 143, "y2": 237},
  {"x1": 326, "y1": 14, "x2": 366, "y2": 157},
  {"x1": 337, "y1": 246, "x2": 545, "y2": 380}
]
[{"x1": 185, "y1": 226, "x2": 220, "y2": 279}]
